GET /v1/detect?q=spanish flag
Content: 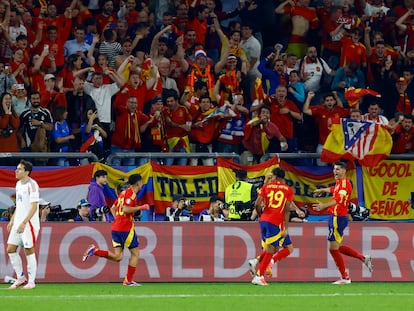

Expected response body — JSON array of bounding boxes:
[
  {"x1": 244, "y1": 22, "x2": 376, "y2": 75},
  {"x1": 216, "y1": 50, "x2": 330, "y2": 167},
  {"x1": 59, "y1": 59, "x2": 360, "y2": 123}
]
[
  {"x1": 345, "y1": 87, "x2": 380, "y2": 107},
  {"x1": 321, "y1": 118, "x2": 392, "y2": 167}
]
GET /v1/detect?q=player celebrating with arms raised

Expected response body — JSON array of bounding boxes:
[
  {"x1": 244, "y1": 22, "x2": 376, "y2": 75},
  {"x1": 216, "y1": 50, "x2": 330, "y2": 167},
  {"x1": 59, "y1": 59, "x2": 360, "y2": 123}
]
[
  {"x1": 82, "y1": 174, "x2": 150, "y2": 286},
  {"x1": 251, "y1": 167, "x2": 294, "y2": 286},
  {"x1": 313, "y1": 161, "x2": 373, "y2": 284},
  {"x1": 7, "y1": 160, "x2": 40, "y2": 290}
]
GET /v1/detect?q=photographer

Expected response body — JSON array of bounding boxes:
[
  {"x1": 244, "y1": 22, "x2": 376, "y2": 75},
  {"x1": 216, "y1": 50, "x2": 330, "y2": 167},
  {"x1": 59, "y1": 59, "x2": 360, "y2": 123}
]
[
  {"x1": 87, "y1": 169, "x2": 113, "y2": 222},
  {"x1": 199, "y1": 195, "x2": 228, "y2": 222},
  {"x1": 38, "y1": 198, "x2": 51, "y2": 222},
  {"x1": 74, "y1": 199, "x2": 95, "y2": 222},
  {"x1": 225, "y1": 169, "x2": 258, "y2": 221},
  {"x1": 165, "y1": 195, "x2": 194, "y2": 221}
]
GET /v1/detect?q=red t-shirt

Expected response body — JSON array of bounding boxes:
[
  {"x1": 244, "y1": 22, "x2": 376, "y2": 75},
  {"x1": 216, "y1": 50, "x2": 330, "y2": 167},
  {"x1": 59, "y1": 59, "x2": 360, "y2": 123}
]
[
  {"x1": 258, "y1": 180, "x2": 294, "y2": 227},
  {"x1": 391, "y1": 125, "x2": 414, "y2": 154},
  {"x1": 164, "y1": 105, "x2": 192, "y2": 138},
  {"x1": 340, "y1": 36, "x2": 367, "y2": 67},
  {"x1": 328, "y1": 178, "x2": 352, "y2": 216},
  {"x1": 111, "y1": 187, "x2": 136, "y2": 232},
  {"x1": 310, "y1": 105, "x2": 349, "y2": 144},
  {"x1": 267, "y1": 99, "x2": 301, "y2": 139}
]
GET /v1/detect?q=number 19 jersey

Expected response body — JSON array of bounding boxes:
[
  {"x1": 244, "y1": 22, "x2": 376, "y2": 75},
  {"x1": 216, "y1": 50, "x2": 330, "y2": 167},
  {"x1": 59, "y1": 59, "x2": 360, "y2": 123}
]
[{"x1": 258, "y1": 180, "x2": 294, "y2": 227}]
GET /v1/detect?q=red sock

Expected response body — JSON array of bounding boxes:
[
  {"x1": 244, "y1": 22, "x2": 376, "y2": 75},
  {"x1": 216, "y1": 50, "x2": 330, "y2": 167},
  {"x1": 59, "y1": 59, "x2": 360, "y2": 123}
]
[
  {"x1": 94, "y1": 249, "x2": 109, "y2": 258},
  {"x1": 258, "y1": 250, "x2": 266, "y2": 262},
  {"x1": 257, "y1": 251, "x2": 272, "y2": 276},
  {"x1": 126, "y1": 265, "x2": 136, "y2": 282},
  {"x1": 339, "y1": 245, "x2": 364, "y2": 261},
  {"x1": 329, "y1": 249, "x2": 349, "y2": 279},
  {"x1": 272, "y1": 248, "x2": 291, "y2": 263}
]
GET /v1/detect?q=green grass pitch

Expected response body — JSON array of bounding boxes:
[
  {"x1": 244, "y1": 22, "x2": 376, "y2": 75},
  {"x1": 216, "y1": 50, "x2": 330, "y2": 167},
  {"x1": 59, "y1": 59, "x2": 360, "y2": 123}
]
[{"x1": 1, "y1": 282, "x2": 412, "y2": 311}]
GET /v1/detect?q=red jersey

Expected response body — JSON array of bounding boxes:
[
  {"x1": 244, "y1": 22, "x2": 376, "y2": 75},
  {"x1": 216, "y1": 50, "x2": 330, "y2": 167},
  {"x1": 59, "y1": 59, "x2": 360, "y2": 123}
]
[
  {"x1": 258, "y1": 180, "x2": 294, "y2": 227},
  {"x1": 396, "y1": 93, "x2": 413, "y2": 115},
  {"x1": 391, "y1": 124, "x2": 414, "y2": 154},
  {"x1": 340, "y1": 36, "x2": 367, "y2": 67},
  {"x1": 310, "y1": 105, "x2": 349, "y2": 144},
  {"x1": 328, "y1": 178, "x2": 352, "y2": 216},
  {"x1": 111, "y1": 187, "x2": 137, "y2": 232},
  {"x1": 114, "y1": 84, "x2": 148, "y2": 113},
  {"x1": 267, "y1": 98, "x2": 301, "y2": 139},
  {"x1": 164, "y1": 105, "x2": 192, "y2": 139}
]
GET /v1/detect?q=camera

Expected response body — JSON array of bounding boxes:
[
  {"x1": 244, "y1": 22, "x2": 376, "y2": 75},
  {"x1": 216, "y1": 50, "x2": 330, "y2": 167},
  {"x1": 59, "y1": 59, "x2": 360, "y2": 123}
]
[
  {"x1": 48, "y1": 205, "x2": 78, "y2": 221},
  {"x1": 93, "y1": 205, "x2": 110, "y2": 218},
  {"x1": 218, "y1": 202, "x2": 229, "y2": 210},
  {"x1": 0, "y1": 125, "x2": 13, "y2": 137},
  {"x1": 184, "y1": 199, "x2": 195, "y2": 208},
  {"x1": 348, "y1": 202, "x2": 370, "y2": 221}
]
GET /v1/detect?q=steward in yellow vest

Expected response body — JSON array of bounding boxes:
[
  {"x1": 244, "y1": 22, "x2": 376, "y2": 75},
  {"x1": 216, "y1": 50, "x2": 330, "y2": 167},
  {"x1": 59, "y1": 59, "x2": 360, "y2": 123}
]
[{"x1": 225, "y1": 169, "x2": 257, "y2": 221}]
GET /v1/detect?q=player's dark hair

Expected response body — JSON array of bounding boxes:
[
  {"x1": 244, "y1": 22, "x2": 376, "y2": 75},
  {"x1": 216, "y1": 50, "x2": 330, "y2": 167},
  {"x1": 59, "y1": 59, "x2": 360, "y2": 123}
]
[
  {"x1": 272, "y1": 167, "x2": 285, "y2": 179},
  {"x1": 19, "y1": 159, "x2": 33, "y2": 175},
  {"x1": 128, "y1": 174, "x2": 142, "y2": 185},
  {"x1": 334, "y1": 161, "x2": 347, "y2": 169}
]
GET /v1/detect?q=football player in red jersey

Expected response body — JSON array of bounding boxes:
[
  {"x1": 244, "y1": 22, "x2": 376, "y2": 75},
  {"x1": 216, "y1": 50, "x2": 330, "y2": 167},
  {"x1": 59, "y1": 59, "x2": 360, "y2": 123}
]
[
  {"x1": 82, "y1": 174, "x2": 149, "y2": 286},
  {"x1": 251, "y1": 167, "x2": 294, "y2": 286},
  {"x1": 313, "y1": 161, "x2": 373, "y2": 284}
]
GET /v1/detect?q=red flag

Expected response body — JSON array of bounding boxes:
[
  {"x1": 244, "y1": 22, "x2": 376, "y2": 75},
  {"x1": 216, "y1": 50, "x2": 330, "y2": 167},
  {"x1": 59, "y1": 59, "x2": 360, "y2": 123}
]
[
  {"x1": 80, "y1": 135, "x2": 96, "y2": 152},
  {"x1": 345, "y1": 87, "x2": 381, "y2": 107}
]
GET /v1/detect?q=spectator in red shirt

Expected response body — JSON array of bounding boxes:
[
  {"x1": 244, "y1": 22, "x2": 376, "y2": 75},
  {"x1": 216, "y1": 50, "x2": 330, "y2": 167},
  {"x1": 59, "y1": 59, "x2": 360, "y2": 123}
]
[
  {"x1": 303, "y1": 91, "x2": 349, "y2": 166},
  {"x1": 40, "y1": 74, "x2": 68, "y2": 111},
  {"x1": 262, "y1": 85, "x2": 302, "y2": 152},
  {"x1": 392, "y1": 114, "x2": 414, "y2": 153},
  {"x1": 96, "y1": 0, "x2": 118, "y2": 34},
  {"x1": 187, "y1": 4, "x2": 210, "y2": 47},
  {"x1": 163, "y1": 89, "x2": 192, "y2": 166},
  {"x1": 242, "y1": 105, "x2": 288, "y2": 165},
  {"x1": 111, "y1": 95, "x2": 152, "y2": 166},
  {"x1": 339, "y1": 27, "x2": 367, "y2": 68}
]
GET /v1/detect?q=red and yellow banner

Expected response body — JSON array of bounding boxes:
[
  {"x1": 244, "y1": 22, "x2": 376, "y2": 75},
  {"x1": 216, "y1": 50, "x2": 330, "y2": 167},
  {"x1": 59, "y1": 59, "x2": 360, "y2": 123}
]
[
  {"x1": 151, "y1": 162, "x2": 217, "y2": 214},
  {"x1": 363, "y1": 160, "x2": 414, "y2": 220}
]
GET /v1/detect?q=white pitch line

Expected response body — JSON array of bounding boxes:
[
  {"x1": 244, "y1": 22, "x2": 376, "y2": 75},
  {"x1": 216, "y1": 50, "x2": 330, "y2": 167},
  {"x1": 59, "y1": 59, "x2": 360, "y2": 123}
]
[{"x1": 2, "y1": 293, "x2": 414, "y2": 299}]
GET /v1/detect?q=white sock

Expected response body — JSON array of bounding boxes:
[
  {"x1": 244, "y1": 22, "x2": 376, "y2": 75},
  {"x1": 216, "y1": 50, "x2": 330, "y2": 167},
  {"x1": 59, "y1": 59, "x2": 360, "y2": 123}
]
[
  {"x1": 8, "y1": 252, "x2": 24, "y2": 279},
  {"x1": 26, "y1": 253, "x2": 37, "y2": 283}
]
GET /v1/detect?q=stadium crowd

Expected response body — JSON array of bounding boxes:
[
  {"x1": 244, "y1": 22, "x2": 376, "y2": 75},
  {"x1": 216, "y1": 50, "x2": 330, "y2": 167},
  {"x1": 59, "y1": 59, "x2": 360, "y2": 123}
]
[{"x1": 0, "y1": 0, "x2": 414, "y2": 167}]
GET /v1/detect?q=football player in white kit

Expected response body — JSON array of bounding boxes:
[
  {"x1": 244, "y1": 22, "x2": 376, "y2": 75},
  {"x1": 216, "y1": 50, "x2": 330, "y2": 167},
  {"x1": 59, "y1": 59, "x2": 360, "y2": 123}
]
[{"x1": 7, "y1": 160, "x2": 40, "y2": 289}]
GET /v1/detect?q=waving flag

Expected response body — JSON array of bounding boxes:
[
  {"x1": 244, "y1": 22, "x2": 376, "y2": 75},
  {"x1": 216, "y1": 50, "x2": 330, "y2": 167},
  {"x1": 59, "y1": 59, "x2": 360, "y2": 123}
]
[
  {"x1": 321, "y1": 118, "x2": 392, "y2": 167},
  {"x1": 344, "y1": 87, "x2": 381, "y2": 107}
]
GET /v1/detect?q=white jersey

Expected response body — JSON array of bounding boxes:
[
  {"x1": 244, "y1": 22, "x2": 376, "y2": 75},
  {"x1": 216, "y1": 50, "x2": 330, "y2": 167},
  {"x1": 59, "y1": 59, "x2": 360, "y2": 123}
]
[{"x1": 14, "y1": 178, "x2": 40, "y2": 230}]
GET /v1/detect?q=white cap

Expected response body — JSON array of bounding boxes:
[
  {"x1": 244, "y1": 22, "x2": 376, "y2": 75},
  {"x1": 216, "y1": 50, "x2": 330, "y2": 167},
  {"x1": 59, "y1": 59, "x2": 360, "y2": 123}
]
[
  {"x1": 44, "y1": 74, "x2": 56, "y2": 81},
  {"x1": 195, "y1": 50, "x2": 207, "y2": 58},
  {"x1": 38, "y1": 198, "x2": 50, "y2": 206}
]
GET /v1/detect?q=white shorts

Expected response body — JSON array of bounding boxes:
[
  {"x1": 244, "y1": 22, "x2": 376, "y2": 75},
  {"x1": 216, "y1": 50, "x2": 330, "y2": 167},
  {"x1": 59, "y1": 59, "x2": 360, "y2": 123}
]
[{"x1": 7, "y1": 224, "x2": 39, "y2": 249}]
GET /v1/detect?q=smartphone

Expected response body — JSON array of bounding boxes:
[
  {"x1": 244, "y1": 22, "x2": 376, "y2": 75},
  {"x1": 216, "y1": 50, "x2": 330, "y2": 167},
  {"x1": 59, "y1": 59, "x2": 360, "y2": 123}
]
[{"x1": 387, "y1": 55, "x2": 392, "y2": 61}]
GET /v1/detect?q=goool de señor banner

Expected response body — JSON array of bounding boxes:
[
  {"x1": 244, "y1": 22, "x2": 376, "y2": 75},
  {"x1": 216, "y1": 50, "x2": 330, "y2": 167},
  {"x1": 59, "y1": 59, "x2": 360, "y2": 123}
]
[{"x1": 363, "y1": 160, "x2": 414, "y2": 220}]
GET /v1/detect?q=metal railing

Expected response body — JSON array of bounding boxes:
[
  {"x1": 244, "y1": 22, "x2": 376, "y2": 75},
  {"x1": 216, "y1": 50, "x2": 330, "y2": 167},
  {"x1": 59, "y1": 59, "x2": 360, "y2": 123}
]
[
  {"x1": 1, "y1": 152, "x2": 413, "y2": 166},
  {"x1": 0, "y1": 152, "x2": 99, "y2": 162},
  {"x1": 106, "y1": 152, "x2": 241, "y2": 165}
]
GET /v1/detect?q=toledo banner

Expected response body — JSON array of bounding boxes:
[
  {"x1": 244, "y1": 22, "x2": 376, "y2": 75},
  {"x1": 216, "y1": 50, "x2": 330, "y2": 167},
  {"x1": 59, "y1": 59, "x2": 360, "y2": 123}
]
[
  {"x1": 151, "y1": 161, "x2": 218, "y2": 214},
  {"x1": 362, "y1": 160, "x2": 414, "y2": 220}
]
